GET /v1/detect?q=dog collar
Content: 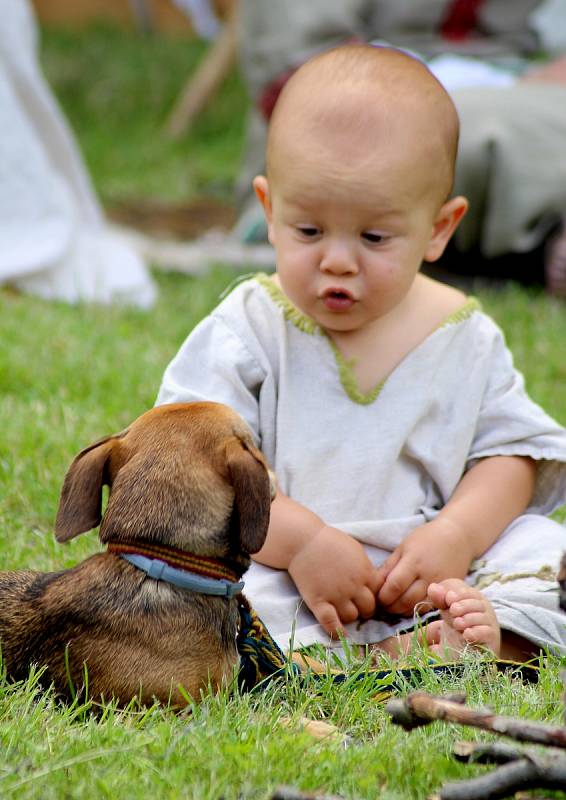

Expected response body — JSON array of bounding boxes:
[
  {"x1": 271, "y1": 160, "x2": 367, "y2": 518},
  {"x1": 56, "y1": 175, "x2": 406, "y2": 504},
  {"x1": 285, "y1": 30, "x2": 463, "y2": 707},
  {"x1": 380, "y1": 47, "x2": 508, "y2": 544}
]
[{"x1": 107, "y1": 542, "x2": 245, "y2": 599}]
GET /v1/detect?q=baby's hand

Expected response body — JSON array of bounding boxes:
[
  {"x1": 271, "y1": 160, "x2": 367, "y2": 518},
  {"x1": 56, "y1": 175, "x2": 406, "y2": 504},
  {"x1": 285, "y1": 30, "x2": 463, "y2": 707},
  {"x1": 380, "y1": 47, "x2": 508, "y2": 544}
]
[
  {"x1": 288, "y1": 526, "x2": 380, "y2": 637},
  {"x1": 375, "y1": 519, "x2": 474, "y2": 617}
]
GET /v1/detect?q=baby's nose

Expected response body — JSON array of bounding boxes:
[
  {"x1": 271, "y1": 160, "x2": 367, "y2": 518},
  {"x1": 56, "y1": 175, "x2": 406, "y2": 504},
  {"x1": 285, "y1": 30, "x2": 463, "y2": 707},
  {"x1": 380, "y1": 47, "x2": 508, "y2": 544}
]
[{"x1": 319, "y1": 240, "x2": 358, "y2": 275}]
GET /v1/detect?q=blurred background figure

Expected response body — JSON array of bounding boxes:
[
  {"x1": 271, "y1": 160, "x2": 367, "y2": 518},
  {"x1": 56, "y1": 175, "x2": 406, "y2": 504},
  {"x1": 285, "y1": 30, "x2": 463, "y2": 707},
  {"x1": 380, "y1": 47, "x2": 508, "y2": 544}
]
[
  {"x1": 172, "y1": 0, "x2": 222, "y2": 39},
  {"x1": 0, "y1": 0, "x2": 156, "y2": 307},
  {"x1": 235, "y1": 0, "x2": 566, "y2": 296}
]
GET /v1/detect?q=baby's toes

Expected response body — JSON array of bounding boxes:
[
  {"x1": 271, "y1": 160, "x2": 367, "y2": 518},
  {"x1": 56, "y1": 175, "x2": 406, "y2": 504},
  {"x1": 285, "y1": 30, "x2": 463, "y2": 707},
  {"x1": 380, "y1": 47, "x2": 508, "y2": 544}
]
[
  {"x1": 452, "y1": 610, "x2": 491, "y2": 632},
  {"x1": 428, "y1": 578, "x2": 469, "y2": 608},
  {"x1": 462, "y1": 624, "x2": 498, "y2": 646},
  {"x1": 448, "y1": 597, "x2": 486, "y2": 619},
  {"x1": 444, "y1": 584, "x2": 477, "y2": 606},
  {"x1": 422, "y1": 619, "x2": 443, "y2": 645},
  {"x1": 426, "y1": 582, "x2": 448, "y2": 609}
]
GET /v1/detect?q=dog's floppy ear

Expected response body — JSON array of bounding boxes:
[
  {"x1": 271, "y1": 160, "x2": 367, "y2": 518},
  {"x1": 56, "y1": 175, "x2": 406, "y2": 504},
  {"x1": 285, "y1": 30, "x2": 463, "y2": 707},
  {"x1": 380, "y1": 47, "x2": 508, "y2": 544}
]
[
  {"x1": 55, "y1": 434, "x2": 121, "y2": 542},
  {"x1": 225, "y1": 438, "x2": 271, "y2": 554}
]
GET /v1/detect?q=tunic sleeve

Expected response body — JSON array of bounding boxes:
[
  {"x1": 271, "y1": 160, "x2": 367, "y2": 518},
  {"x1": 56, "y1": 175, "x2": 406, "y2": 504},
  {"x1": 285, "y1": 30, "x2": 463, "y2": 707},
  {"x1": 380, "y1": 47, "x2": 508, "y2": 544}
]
[
  {"x1": 155, "y1": 313, "x2": 266, "y2": 442},
  {"x1": 468, "y1": 321, "x2": 566, "y2": 514}
]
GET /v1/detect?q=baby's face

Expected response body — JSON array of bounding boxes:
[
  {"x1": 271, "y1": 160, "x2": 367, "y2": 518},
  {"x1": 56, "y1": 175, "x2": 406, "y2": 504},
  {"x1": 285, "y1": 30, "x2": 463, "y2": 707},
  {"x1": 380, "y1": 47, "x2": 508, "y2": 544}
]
[{"x1": 256, "y1": 137, "x2": 448, "y2": 335}]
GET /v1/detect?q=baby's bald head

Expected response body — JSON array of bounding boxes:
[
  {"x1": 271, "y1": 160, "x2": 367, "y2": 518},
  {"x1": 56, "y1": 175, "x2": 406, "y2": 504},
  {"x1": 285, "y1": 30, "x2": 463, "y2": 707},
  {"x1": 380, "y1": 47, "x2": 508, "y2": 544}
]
[{"x1": 266, "y1": 45, "x2": 460, "y2": 205}]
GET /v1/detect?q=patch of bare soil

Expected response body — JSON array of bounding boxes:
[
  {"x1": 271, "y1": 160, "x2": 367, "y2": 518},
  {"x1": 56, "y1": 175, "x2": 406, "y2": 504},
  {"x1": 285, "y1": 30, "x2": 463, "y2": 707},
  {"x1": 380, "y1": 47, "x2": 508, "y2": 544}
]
[{"x1": 108, "y1": 198, "x2": 236, "y2": 240}]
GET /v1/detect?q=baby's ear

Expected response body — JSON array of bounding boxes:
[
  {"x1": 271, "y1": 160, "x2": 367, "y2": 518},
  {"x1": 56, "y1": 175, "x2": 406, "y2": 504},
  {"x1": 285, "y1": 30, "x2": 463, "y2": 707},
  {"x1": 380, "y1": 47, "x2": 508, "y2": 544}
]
[
  {"x1": 424, "y1": 196, "x2": 468, "y2": 263},
  {"x1": 253, "y1": 175, "x2": 270, "y2": 214},
  {"x1": 252, "y1": 175, "x2": 275, "y2": 244}
]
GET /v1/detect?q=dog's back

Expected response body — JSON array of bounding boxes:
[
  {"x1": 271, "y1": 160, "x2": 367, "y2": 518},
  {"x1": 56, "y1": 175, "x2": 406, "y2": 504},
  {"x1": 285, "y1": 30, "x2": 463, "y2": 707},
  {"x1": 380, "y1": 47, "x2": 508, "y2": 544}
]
[
  {"x1": 0, "y1": 554, "x2": 240, "y2": 705},
  {"x1": 0, "y1": 402, "x2": 273, "y2": 706}
]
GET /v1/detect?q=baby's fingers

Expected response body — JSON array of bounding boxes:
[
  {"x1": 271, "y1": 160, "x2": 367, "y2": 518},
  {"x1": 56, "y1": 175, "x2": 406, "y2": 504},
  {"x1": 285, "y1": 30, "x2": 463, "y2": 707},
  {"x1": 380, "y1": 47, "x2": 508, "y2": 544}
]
[
  {"x1": 374, "y1": 551, "x2": 401, "y2": 585},
  {"x1": 352, "y1": 586, "x2": 377, "y2": 619},
  {"x1": 383, "y1": 579, "x2": 429, "y2": 617},
  {"x1": 377, "y1": 561, "x2": 416, "y2": 607},
  {"x1": 312, "y1": 601, "x2": 345, "y2": 638}
]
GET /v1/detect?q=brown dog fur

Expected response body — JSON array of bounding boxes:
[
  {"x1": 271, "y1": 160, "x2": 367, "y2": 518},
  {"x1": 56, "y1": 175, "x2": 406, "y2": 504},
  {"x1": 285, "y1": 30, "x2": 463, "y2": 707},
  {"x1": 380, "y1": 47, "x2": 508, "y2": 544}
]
[{"x1": 0, "y1": 402, "x2": 273, "y2": 706}]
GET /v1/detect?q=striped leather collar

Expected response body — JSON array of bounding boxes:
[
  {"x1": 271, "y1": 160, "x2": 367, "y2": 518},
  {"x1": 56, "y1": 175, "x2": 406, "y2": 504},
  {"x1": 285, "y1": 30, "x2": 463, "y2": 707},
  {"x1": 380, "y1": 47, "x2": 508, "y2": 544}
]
[{"x1": 107, "y1": 541, "x2": 245, "y2": 599}]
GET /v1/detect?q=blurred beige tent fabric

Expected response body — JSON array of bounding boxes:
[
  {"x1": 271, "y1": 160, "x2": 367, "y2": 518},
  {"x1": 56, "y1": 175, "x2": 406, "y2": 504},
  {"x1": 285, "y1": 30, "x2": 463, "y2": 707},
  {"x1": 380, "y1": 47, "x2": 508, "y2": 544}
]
[{"x1": 0, "y1": 0, "x2": 156, "y2": 307}]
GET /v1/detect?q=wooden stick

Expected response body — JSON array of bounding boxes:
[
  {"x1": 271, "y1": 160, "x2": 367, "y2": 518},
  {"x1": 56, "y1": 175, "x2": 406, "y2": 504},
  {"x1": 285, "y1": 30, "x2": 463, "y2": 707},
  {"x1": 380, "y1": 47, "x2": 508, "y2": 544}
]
[
  {"x1": 452, "y1": 740, "x2": 524, "y2": 764},
  {"x1": 434, "y1": 752, "x2": 566, "y2": 799},
  {"x1": 165, "y1": 8, "x2": 238, "y2": 138},
  {"x1": 386, "y1": 691, "x2": 566, "y2": 748},
  {"x1": 129, "y1": 0, "x2": 154, "y2": 34}
]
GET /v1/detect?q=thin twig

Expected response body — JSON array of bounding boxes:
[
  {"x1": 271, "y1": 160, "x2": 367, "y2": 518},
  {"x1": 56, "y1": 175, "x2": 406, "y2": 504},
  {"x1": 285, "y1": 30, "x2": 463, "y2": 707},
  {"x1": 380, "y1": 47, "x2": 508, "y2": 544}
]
[{"x1": 387, "y1": 692, "x2": 566, "y2": 748}]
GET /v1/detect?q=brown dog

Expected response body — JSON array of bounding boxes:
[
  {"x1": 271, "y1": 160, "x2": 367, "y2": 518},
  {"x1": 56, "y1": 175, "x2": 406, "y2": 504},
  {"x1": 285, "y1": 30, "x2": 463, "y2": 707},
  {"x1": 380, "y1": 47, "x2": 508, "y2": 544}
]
[{"x1": 0, "y1": 402, "x2": 274, "y2": 706}]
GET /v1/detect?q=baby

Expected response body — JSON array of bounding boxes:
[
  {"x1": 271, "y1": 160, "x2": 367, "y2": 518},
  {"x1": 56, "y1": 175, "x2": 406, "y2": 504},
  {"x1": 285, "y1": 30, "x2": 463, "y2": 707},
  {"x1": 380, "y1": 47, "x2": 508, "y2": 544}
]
[{"x1": 157, "y1": 45, "x2": 566, "y2": 661}]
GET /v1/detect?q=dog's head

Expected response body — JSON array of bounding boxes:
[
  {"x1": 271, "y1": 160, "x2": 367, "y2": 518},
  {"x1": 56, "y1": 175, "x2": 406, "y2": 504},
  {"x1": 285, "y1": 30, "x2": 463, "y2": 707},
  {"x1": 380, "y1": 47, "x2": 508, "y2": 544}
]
[{"x1": 55, "y1": 402, "x2": 275, "y2": 560}]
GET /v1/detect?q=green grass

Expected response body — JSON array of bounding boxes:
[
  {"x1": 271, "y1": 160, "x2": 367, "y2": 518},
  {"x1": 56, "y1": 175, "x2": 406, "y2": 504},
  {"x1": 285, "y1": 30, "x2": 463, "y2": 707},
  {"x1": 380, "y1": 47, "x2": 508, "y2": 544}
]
[
  {"x1": 3, "y1": 275, "x2": 566, "y2": 800},
  {"x1": 1, "y1": 22, "x2": 566, "y2": 800},
  {"x1": 40, "y1": 24, "x2": 247, "y2": 204}
]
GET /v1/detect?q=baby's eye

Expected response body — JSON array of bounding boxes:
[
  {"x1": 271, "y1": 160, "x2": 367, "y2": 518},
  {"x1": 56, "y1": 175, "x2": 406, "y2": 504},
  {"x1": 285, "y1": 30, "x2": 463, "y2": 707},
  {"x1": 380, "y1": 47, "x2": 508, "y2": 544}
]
[
  {"x1": 296, "y1": 225, "x2": 320, "y2": 238},
  {"x1": 362, "y1": 231, "x2": 383, "y2": 244}
]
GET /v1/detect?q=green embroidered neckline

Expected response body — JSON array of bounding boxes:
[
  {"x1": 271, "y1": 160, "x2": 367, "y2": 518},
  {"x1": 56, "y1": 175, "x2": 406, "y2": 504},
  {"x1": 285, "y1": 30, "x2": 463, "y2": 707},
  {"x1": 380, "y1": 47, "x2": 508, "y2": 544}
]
[
  {"x1": 256, "y1": 273, "x2": 319, "y2": 335},
  {"x1": 254, "y1": 272, "x2": 481, "y2": 406}
]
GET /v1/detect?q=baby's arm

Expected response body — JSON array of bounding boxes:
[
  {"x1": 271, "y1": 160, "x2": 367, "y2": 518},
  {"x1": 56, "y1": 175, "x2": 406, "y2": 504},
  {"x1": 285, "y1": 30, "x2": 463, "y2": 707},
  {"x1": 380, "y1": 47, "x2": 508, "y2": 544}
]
[
  {"x1": 253, "y1": 492, "x2": 381, "y2": 636},
  {"x1": 376, "y1": 456, "x2": 537, "y2": 616}
]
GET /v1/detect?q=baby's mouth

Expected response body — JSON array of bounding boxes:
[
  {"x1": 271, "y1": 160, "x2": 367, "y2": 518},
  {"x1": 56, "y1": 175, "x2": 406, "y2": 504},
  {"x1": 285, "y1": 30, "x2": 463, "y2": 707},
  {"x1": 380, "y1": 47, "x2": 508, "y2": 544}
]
[{"x1": 321, "y1": 288, "x2": 355, "y2": 311}]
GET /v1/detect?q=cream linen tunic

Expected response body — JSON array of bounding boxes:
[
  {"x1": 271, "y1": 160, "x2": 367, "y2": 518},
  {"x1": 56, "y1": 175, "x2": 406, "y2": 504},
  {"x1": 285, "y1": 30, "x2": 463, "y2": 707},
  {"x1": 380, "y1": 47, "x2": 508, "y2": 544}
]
[{"x1": 157, "y1": 275, "x2": 566, "y2": 652}]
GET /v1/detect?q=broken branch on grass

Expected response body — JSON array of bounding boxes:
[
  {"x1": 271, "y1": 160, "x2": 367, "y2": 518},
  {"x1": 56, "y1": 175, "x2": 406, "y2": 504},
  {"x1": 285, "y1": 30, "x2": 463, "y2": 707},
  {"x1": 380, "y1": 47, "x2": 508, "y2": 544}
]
[
  {"x1": 432, "y1": 750, "x2": 566, "y2": 800},
  {"x1": 452, "y1": 740, "x2": 525, "y2": 764},
  {"x1": 386, "y1": 691, "x2": 566, "y2": 748}
]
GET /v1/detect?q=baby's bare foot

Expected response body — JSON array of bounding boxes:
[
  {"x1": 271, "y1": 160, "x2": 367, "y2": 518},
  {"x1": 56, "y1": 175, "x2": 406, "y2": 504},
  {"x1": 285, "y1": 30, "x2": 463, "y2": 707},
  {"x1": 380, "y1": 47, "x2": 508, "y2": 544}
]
[
  {"x1": 425, "y1": 578, "x2": 501, "y2": 657},
  {"x1": 372, "y1": 631, "x2": 415, "y2": 659}
]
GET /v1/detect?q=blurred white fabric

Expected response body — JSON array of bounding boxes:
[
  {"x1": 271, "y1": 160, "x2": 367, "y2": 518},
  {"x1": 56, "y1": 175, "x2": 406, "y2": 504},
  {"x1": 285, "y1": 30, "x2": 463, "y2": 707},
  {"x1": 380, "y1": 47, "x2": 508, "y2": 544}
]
[
  {"x1": 427, "y1": 54, "x2": 516, "y2": 91},
  {"x1": 0, "y1": 0, "x2": 156, "y2": 307}
]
